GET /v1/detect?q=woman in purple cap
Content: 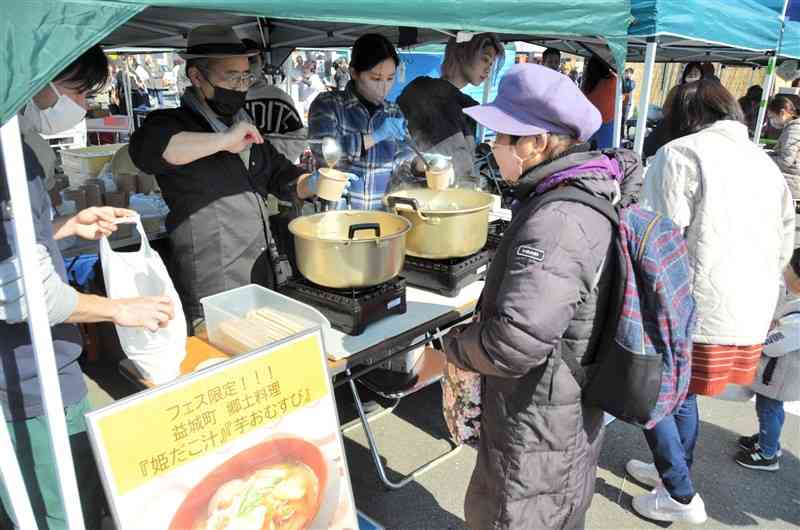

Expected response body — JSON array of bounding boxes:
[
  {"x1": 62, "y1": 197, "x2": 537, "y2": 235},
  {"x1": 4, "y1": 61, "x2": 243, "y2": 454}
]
[{"x1": 442, "y1": 63, "x2": 643, "y2": 530}]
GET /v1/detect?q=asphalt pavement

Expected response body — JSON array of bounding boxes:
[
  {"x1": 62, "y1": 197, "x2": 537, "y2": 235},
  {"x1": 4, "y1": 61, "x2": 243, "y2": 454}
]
[{"x1": 337, "y1": 385, "x2": 800, "y2": 530}]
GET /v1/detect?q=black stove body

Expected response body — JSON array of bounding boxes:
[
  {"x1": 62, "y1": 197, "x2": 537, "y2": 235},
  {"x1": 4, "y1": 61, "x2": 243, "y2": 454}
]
[{"x1": 279, "y1": 277, "x2": 407, "y2": 336}]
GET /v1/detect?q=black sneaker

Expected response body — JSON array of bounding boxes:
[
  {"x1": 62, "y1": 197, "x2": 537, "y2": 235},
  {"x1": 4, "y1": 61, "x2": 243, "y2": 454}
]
[
  {"x1": 738, "y1": 434, "x2": 759, "y2": 452},
  {"x1": 738, "y1": 434, "x2": 782, "y2": 457},
  {"x1": 735, "y1": 448, "x2": 780, "y2": 471}
]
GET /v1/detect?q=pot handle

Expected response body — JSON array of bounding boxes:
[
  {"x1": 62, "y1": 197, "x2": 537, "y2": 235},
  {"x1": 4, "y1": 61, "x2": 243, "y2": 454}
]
[
  {"x1": 386, "y1": 196, "x2": 431, "y2": 221},
  {"x1": 348, "y1": 223, "x2": 381, "y2": 239}
]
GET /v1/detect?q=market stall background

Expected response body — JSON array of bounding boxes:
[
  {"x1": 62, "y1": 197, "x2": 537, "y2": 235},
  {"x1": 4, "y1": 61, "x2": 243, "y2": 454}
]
[{"x1": 0, "y1": 0, "x2": 633, "y2": 126}]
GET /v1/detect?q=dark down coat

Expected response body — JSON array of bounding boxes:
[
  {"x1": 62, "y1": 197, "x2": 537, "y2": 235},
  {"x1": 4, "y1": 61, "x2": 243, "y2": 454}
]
[{"x1": 444, "y1": 147, "x2": 643, "y2": 530}]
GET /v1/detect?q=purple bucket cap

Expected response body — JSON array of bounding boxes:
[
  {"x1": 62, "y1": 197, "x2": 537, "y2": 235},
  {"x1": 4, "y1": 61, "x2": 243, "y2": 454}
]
[{"x1": 464, "y1": 63, "x2": 602, "y2": 142}]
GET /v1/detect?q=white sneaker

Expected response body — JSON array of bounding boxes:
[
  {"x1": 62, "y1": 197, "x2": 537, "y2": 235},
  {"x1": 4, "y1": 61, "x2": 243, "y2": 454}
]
[
  {"x1": 632, "y1": 486, "x2": 708, "y2": 524},
  {"x1": 626, "y1": 459, "x2": 663, "y2": 489}
]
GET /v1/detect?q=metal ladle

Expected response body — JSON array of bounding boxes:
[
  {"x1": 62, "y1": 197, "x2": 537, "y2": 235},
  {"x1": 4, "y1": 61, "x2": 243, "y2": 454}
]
[
  {"x1": 404, "y1": 135, "x2": 431, "y2": 170},
  {"x1": 319, "y1": 136, "x2": 353, "y2": 211},
  {"x1": 321, "y1": 137, "x2": 342, "y2": 168}
]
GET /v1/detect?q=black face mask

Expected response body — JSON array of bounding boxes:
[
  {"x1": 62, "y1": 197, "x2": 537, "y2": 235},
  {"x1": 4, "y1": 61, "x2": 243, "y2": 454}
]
[{"x1": 202, "y1": 73, "x2": 248, "y2": 116}]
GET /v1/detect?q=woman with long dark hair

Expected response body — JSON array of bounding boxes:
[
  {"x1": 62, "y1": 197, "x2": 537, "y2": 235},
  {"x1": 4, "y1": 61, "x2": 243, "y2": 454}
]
[
  {"x1": 630, "y1": 80, "x2": 795, "y2": 524},
  {"x1": 681, "y1": 62, "x2": 703, "y2": 84}
]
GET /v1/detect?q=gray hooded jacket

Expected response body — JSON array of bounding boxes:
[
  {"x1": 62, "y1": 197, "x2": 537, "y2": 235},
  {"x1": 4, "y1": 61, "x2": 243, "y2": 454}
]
[{"x1": 444, "y1": 147, "x2": 643, "y2": 530}]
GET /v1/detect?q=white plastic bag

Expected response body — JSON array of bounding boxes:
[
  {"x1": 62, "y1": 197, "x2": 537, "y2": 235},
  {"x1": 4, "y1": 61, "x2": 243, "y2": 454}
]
[{"x1": 100, "y1": 216, "x2": 186, "y2": 383}]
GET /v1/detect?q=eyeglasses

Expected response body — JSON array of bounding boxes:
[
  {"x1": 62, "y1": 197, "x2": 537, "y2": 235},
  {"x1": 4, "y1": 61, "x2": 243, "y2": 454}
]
[{"x1": 202, "y1": 69, "x2": 257, "y2": 89}]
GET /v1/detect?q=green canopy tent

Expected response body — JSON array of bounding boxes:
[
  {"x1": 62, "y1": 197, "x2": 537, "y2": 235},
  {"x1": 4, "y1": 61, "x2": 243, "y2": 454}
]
[
  {"x1": 0, "y1": 2, "x2": 631, "y2": 528},
  {"x1": 1, "y1": 0, "x2": 633, "y2": 125}
]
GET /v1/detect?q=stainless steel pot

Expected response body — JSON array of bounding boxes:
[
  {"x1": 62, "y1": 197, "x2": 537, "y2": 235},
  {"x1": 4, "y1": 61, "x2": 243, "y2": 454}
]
[
  {"x1": 385, "y1": 188, "x2": 494, "y2": 259},
  {"x1": 288, "y1": 210, "x2": 411, "y2": 288}
]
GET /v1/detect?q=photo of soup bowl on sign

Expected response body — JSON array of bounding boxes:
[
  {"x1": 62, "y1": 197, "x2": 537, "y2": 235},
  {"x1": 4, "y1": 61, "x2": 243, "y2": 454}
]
[{"x1": 169, "y1": 436, "x2": 332, "y2": 530}]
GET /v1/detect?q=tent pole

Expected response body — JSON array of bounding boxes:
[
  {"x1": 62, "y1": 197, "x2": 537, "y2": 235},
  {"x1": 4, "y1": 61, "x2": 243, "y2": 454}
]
[
  {"x1": 634, "y1": 39, "x2": 657, "y2": 157},
  {"x1": 123, "y1": 59, "x2": 135, "y2": 135},
  {"x1": 755, "y1": 0, "x2": 789, "y2": 144},
  {"x1": 0, "y1": 408, "x2": 37, "y2": 529},
  {"x1": 659, "y1": 62, "x2": 669, "y2": 103},
  {"x1": 1, "y1": 117, "x2": 86, "y2": 529},
  {"x1": 612, "y1": 70, "x2": 623, "y2": 149},
  {"x1": 258, "y1": 18, "x2": 272, "y2": 65},
  {"x1": 754, "y1": 55, "x2": 777, "y2": 145}
]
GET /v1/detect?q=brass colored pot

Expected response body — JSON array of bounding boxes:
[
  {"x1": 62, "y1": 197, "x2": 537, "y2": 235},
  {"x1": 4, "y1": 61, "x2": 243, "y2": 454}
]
[
  {"x1": 385, "y1": 188, "x2": 494, "y2": 259},
  {"x1": 288, "y1": 210, "x2": 411, "y2": 288}
]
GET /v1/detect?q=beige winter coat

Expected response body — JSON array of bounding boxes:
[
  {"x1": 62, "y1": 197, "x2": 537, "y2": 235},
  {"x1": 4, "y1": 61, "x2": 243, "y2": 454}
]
[
  {"x1": 643, "y1": 120, "x2": 795, "y2": 346},
  {"x1": 774, "y1": 118, "x2": 800, "y2": 200}
]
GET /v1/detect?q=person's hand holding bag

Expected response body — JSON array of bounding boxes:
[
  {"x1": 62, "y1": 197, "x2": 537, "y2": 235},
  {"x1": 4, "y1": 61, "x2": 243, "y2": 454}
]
[
  {"x1": 55, "y1": 206, "x2": 138, "y2": 241},
  {"x1": 112, "y1": 296, "x2": 175, "y2": 332},
  {"x1": 0, "y1": 243, "x2": 177, "y2": 333}
]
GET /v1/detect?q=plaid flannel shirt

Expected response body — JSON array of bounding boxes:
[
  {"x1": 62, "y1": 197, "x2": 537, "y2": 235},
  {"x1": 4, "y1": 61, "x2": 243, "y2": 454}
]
[{"x1": 308, "y1": 83, "x2": 414, "y2": 210}]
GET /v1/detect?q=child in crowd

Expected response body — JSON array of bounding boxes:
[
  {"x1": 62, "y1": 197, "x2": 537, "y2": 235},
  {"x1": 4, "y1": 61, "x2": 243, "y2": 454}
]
[{"x1": 736, "y1": 248, "x2": 800, "y2": 471}]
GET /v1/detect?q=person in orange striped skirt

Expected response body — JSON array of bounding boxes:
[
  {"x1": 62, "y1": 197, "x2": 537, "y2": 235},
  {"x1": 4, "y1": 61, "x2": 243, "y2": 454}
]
[
  {"x1": 690, "y1": 343, "x2": 764, "y2": 396},
  {"x1": 626, "y1": 80, "x2": 796, "y2": 524}
]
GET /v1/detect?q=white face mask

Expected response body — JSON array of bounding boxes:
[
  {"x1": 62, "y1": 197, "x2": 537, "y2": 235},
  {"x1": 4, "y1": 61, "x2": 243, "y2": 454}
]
[
  {"x1": 24, "y1": 83, "x2": 86, "y2": 135},
  {"x1": 684, "y1": 74, "x2": 701, "y2": 84},
  {"x1": 357, "y1": 78, "x2": 394, "y2": 105},
  {"x1": 769, "y1": 116, "x2": 787, "y2": 130},
  {"x1": 492, "y1": 143, "x2": 525, "y2": 184}
]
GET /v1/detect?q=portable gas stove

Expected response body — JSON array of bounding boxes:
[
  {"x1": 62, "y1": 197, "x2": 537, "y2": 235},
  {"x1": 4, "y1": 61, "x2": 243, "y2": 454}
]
[
  {"x1": 402, "y1": 248, "x2": 492, "y2": 297},
  {"x1": 401, "y1": 219, "x2": 511, "y2": 297},
  {"x1": 278, "y1": 276, "x2": 407, "y2": 335}
]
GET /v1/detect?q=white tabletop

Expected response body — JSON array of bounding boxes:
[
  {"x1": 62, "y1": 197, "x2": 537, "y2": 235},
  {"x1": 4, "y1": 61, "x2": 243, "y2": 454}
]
[{"x1": 326, "y1": 281, "x2": 484, "y2": 366}]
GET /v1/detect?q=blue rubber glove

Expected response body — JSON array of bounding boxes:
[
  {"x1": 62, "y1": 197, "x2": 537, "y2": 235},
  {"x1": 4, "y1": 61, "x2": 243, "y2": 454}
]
[
  {"x1": 307, "y1": 170, "x2": 359, "y2": 195},
  {"x1": 372, "y1": 118, "x2": 407, "y2": 144}
]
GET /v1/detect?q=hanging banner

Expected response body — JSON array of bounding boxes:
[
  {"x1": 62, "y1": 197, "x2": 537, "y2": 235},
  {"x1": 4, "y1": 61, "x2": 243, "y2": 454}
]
[{"x1": 86, "y1": 329, "x2": 358, "y2": 530}]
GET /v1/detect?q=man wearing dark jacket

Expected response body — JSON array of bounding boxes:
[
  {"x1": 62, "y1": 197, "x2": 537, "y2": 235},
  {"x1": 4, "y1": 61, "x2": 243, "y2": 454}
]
[
  {"x1": 130, "y1": 26, "x2": 320, "y2": 330},
  {"x1": 444, "y1": 64, "x2": 643, "y2": 530}
]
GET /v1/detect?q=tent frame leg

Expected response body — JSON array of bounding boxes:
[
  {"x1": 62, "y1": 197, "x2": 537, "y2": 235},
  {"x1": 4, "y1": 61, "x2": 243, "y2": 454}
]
[
  {"x1": 1, "y1": 117, "x2": 86, "y2": 529},
  {"x1": 345, "y1": 370, "x2": 461, "y2": 491},
  {"x1": 634, "y1": 38, "x2": 658, "y2": 157}
]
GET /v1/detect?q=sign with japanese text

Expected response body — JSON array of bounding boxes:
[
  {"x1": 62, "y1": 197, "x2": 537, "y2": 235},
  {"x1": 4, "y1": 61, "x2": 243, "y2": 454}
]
[{"x1": 87, "y1": 330, "x2": 358, "y2": 530}]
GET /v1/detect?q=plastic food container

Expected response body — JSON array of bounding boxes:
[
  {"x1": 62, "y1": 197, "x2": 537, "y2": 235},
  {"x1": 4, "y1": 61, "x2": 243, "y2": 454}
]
[
  {"x1": 200, "y1": 284, "x2": 332, "y2": 356},
  {"x1": 316, "y1": 167, "x2": 348, "y2": 202},
  {"x1": 60, "y1": 144, "x2": 125, "y2": 186}
]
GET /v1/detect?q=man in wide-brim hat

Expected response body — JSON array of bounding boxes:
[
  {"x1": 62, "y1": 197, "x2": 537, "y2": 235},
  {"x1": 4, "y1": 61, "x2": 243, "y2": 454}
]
[{"x1": 130, "y1": 25, "x2": 323, "y2": 332}]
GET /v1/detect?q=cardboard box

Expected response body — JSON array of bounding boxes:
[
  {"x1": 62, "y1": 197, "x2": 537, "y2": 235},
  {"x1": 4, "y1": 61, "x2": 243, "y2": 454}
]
[{"x1": 104, "y1": 191, "x2": 129, "y2": 208}]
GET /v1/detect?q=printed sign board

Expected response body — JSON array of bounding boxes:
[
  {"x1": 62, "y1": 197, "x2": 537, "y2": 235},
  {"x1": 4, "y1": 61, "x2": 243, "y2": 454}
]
[{"x1": 86, "y1": 329, "x2": 358, "y2": 530}]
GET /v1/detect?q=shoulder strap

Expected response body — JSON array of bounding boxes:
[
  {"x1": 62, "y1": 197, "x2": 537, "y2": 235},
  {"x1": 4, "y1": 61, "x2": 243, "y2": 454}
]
[
  {"x1": 519, "y1": 186, "x2": 620, "y2": 387},
  {"x1": 530, "y1": 186, "x2": 620, "y2": 226}
]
